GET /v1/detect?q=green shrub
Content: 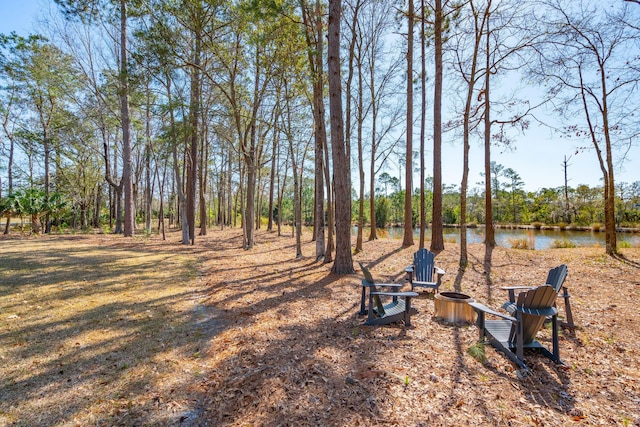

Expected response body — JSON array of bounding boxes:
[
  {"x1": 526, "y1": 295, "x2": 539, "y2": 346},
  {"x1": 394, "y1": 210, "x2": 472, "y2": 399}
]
[
  {"x1": 592, "y1": 223, "x2": 602, "y2": 232},
  {"x1": 557, "y1": 222, "x2": 567, "y2": 230},
  {"x1": 531, "y1": 222, "x2": 543, "y2": 230},
  {"x1": 618, "y1": 241, "x2": 632, "y2": 249}
]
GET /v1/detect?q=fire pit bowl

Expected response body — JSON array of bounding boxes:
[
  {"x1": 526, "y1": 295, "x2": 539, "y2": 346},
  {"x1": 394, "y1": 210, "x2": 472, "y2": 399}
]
[{"x1": 434, "y1": 292, "x2": 476, "y2": 324}]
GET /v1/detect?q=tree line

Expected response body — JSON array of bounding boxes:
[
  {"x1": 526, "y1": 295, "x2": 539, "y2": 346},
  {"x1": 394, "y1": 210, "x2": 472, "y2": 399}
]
[
  {"x1": 0, "y1": 0, "x2": 638, "y2": 273},
  {"x1": 366, "y1": 166, "x2": 640, "y2": 229}
]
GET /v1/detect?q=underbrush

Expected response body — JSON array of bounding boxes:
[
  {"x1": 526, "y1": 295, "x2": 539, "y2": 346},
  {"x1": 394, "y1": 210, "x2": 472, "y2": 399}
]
[{"x1": 551, "y1": 239, "x2": 577, "y2": 249}]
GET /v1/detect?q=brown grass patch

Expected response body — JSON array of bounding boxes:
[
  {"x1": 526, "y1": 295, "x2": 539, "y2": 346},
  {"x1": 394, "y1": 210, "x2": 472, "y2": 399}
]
[
  {"x1": 1, "y1": 228, "x2": 640, "y2": 426},
  {"x1": 1, "y1": 233, "x2": 220, "y2": 426}
]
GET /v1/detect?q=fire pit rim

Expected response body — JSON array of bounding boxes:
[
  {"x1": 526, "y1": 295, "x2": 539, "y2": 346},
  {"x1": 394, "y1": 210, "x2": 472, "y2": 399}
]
[{"x1": 437, "y1": 291, "x2": 473, "y2": 300}]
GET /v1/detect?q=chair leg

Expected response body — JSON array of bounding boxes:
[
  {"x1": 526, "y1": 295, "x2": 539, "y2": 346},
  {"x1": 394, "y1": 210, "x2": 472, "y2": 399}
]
[
  {"x1": 359, "y1": 286, "x2": 367, "y2": 316},
  {"x1": 562, "y1": 288, "x2": 574, "y2": 328},
  {"x1": 551, "y1": 314, "x2": 560, "y2": 363},
  {"x1": 404, "y1": 296, "x2": 413, "y2": 327},
  {"x1": 367, "y1": 292, "x2": 375, "y2": 322},
  {"x1": 475, "y1": 310, "x2": 485, "y2": 341},
  {"x1": 515, "y1": 313, "x2": 524, "y2": 364}
]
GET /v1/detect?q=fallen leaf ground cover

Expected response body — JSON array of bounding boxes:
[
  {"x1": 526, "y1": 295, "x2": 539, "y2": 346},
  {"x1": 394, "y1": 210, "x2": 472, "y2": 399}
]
[{"x1": 1, "y1": 228, "x2": 639, "y2": 426}]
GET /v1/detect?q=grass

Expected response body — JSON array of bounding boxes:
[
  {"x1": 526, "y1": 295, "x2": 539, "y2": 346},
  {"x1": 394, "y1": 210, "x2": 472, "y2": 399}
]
[
  {"x1": 466, "y1": 341, "x2": 487, "y2": 363},
  {"x1": 552, "y1": 239, "x2": 577, "y2": 248},
  {"x1": 0, "y1": 235, "x2": 214, "y2": 426},
  {"x1": 509, "y1": 238, "x2": 532, "y2": 249},
  {"x1": 3, "y1": 229, "x2": 640, "y2": 426}
]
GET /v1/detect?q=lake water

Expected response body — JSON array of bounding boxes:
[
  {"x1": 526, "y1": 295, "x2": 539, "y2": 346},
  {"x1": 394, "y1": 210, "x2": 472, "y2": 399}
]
[{"x1": 352, "y1": 226, "x2": 640, "y2": 250}]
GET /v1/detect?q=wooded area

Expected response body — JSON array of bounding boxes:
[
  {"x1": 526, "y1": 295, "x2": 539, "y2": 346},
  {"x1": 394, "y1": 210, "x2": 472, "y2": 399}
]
[{"x1": 1, "y1": 0, "x2": 639, "y2": 264}]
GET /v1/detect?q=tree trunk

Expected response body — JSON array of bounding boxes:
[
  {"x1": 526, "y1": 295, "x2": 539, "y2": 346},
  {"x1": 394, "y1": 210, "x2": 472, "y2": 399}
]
[
  {"x1": 31, "y1": 214, "x2": 41, "y2": 235},
  {"x1": 328, "y1": 0, "x2": 354, "y2": 274},
  {"x1": 323, "y1": 135, "x2": 334, "y2": 263},
  {"x1": 355, "y1": 35, "x2": 365, "y2": 253},
  {"x1": 430, "y1": 0, "x2": 444, "y2": 252},
  {"x1": 164, "y1": 71, "x2": 190, "y2": 244},
  {"x1": 483, "y1": 13, "x2": 496, "y2": 248},
  {"x1": 419, "y1": 0, "x2": 426, "y2": 250},
  {"x1": 120, "y1": 0, "x2": 134, "y2": 237},
  {"x1": 601, "y1": 68, "x2": 617, "y2": 255},
  {"x1": 267, "y1": 130, "x2": 277, "y2": 231},
  {"x1": 346, "y1": 0, "x2": 360, "y2": 253},
  {"x1": 187, "y1": 30, "x2": 201, "y2": 245},
  {"x1": 459, "y1": 1, "x2": 486, "y2": 268},
  {"x1": 43, "y1": 134, "x2": 51, "y2": 234},
  {"x1": 403, "y1": 0, "x2": 415, "y2": 248},
  {"x1": 289, "y1": 132, "x2": 303, "y2": 258},
  {"x1": 199, "y1": 120, "x2": 208, "y2": 236},
  {"x1": 368, "y1": 143, "x2": 377, "y2": 240},
  {"x1": 145, "y1": 89, "x2": 153, "y2": 234},
  {"x1": 314, "y1": 119, "x2": 325, "y2": 259},
  {"x1": 2, "y1": 100, "x2": 15, "y2": 234}
]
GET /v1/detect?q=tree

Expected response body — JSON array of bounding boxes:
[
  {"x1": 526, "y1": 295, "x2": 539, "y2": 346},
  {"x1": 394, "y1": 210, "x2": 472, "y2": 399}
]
[
  {"x1": 503, "y1": 167, "x2": 524, "y2": 222},
  {"x1": 55, "y1": 0, "x2": 135, "y2": 237},
  {"x1": 450, "y1": 0, "x2": 489, "y2": 267},
  {"x1": 0, "y1": 33, "x2": 31, "y2": 234},
  {"x1": 0, "y1": 33, "x2": 78, "y2": 234},
  {"x1": 532, "y1": 0, "x2": 640, "y2": 254},
  {"x1": 403, "y1": 0, "x2": 415, "y2": 248},
  {"x1": 328, "y1": 0, "x2": 354, "y2": 274},
  {"x1": 344, "y1": 0, "x2": 403, "y2": 250},
  {"x1": 344, "y1": 0, "x2": 365, "y2": 253},
  {"x1": 300, "y1": 0, "x2": 328, "y2": 260},
  {"x1": 418, "y1": 0, "x2": 427, "y2": 250},
  {"x1": 429, "y1": 0, "x2": 444, "y2": 252}
]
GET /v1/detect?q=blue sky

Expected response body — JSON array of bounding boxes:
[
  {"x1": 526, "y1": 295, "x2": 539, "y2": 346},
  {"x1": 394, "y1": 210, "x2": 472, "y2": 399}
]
[
  {"x1": 1, "y1": 0, "x2": 638, "y2": 193},
  {"x1": 0, "y1": 0, "x2": 43, "y2": 35}
]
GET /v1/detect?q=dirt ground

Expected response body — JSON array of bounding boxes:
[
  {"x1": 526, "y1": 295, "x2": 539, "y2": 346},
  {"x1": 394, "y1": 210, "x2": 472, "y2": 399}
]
[{"x1": 1, "y1": 228, "x2": 639, "y2": 426}]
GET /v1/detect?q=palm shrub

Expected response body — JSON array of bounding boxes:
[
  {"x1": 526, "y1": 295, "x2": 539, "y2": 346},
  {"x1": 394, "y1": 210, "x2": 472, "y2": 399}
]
[{"x1": 4, "y1": 188, "x2": 66, "y2": 234}]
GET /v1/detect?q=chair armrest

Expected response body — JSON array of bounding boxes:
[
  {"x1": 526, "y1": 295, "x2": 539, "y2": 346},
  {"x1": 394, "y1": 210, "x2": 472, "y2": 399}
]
[
  {"x1": 412, "y1": 280, "x2": 438, "y2": 287},
  {"x1": 500, "y1": 286, "x2": 534, "y2": 291},
  {"x1": 371, "y1": 291, "x2": 419, "y2": 298},
  {"x1": 361, "y1": 279, "x2": 402, "y2": 289},
  {"x1": 518, "y1": 306, "x2": 558, "y2": 317},
  {"x1": 435, "y1": 267, "x2": 445, "y2": 275},
  {"x1": 500, "y1": 285, "x2": 535, "y2": 303},
  {"x1": 376, "y1": 283, "x2": 403, "y2": 289},
  {"x1": 469, "y1": 302, "x2": 517, "y2": 322},
  {"x1": 405, "y1": 266, "x2": 414, "y2": 273}
]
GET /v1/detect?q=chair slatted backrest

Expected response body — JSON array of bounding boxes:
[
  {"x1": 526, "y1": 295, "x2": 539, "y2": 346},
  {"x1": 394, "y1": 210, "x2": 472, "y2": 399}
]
[
  {"x1": 413, "y1": 248, "x2": 436, "y2": 282},
  {"x1": 546, "y1": 264, "x2": 568, "y2": 292},
  {"x1": 358, "y1": 262, "x2": 386, "y2": 315},
  {"x1": 513, "y1": 285, "x2": 558, "y2": 345}
]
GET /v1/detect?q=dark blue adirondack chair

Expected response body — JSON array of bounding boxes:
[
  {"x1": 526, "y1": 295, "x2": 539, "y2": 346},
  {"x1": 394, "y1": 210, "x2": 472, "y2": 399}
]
[
  {"x1": 358, "y1": 262, "x2": 418, "y2": 326},
  {"x1": 405, "y1": 248, "x2": 445, "y2": 293},
  {"x1": 471, "y1": 284, "x2": 563, "y2": 371},
  {"x1": 501, "y1": 264, "x2": 573, "y2": 327}
]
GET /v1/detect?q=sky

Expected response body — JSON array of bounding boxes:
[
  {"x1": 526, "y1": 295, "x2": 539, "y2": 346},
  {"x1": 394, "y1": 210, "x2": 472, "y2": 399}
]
[{"x1": 1, "y1": 0, "x2": 638, "y2": 193}]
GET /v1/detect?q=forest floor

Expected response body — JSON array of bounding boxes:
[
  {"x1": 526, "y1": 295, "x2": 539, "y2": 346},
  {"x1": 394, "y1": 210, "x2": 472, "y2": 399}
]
[{"x1": 1, "y1": 228, "x2": 639, "y2": 426}]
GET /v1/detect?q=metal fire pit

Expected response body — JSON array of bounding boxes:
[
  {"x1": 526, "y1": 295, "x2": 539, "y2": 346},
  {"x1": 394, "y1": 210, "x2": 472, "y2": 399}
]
[{"x1": 434, "y1": 292, "x2": 476, "y2": 324}]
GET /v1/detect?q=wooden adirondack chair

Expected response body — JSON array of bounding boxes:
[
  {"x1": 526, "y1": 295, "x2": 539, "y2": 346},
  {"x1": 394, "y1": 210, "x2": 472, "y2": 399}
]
[
  {"x1": 358, "y1": 262, "x2": 419, "y2": 326},
  {"x1": 470, "y1": 285, "x2": 563, "y2": 371},
  {"x1": 501, "y1": 264, "x2": 574, "y2": 327},
  {"x1": 405, "y1": 248, "x2": 445, "y2": 293}
]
